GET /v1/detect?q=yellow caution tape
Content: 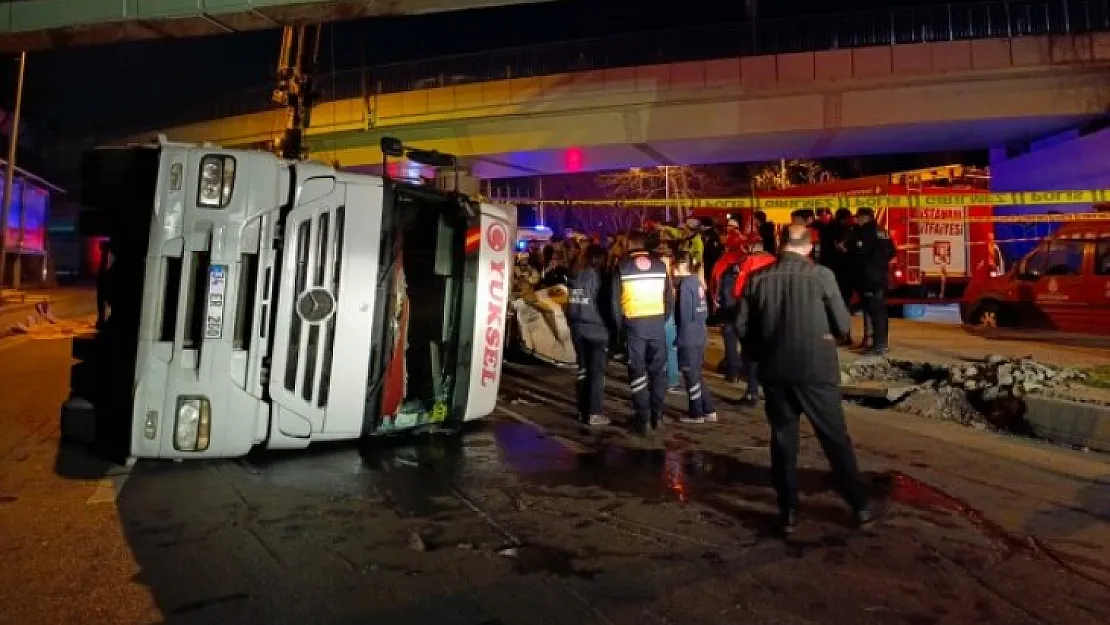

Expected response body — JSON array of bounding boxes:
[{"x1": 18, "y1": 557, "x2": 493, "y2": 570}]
[
  {"x1": 956, "y1": 212, "x2": 1110, "y2": 224},
  {"x1": 528, "y1": 189, "x2": 1110, "y2": 211}
]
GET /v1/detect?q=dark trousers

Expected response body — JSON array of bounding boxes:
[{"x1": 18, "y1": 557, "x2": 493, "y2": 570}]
[
  {"x1": 721, "y1": 321, "x2": 742, "y2": 379},
  {"x1": 678, "y1": 343, "x2": 715, "y2": 417},
  {"x1": 860, "y1": 288, "x2": 889, "y2": 348},
  {"x1": 763, "y1": 383, "x2": 868, "y2": 515},
  {"x1": 835, "y1": 275, "x2": 854, "y2": 313},
  {"x1": 743, "y1": 355, "x2": 759, "y2": 398},
  {"x1": 626, "y1": 331, "x2": 668, "y2": 422},
  {"x1": 572, "y1": 333, "x2": 608, "y2": 419}
]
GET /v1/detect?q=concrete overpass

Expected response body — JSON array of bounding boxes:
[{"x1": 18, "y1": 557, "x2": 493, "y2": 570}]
[
  {"x1": 141, "y1": 31, "x2": 1110, "y2": 178},
  {"x1": 0, "y1": 0, "x2": 556, "y2": 53}
]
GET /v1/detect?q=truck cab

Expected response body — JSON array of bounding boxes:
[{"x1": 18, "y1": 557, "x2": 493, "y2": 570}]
[
  {"x1": 962, "y1": 221, "x2": 1110, "y2": 335},
  {"x1": 69, "y1": 138, "x2": 515, "y2": 460}
]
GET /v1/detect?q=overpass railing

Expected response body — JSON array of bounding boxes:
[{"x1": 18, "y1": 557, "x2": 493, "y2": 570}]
[{"x1": 176, "y1": 0, "x2": 1110, "y2": 127}]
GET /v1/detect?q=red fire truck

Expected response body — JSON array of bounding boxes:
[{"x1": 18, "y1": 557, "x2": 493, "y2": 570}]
[{"x1": 710, "y1": 166, "x2": 1002, "y2": 300}]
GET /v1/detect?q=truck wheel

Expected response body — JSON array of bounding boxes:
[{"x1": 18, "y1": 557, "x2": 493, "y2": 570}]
[{"x1": 974, "y1": 300, "x2": 1002, "y2": 328}]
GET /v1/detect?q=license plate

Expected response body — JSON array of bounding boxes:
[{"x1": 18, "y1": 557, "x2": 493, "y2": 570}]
[{"x1": 205, "y1": 265, "x2": 227, "y2": 340}]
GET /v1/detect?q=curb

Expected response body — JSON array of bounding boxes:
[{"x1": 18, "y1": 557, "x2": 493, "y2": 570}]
[
  {"x1": 0, "y1": 293, "x2": 97, "y2": 340},
  {"x1": 1023, "y1": 396, "x2": 1110, "y2": 453}
]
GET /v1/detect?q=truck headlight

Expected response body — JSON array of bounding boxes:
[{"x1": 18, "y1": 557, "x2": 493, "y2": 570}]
[
  {"x1": 174, "y1": 396, "x2": 211, "y2": 452},
  {"x1": 197, "y1": 155, "x2": 236, "y2": 208}
]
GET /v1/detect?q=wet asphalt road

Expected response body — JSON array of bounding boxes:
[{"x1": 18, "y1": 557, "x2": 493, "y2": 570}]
[{"x1": 2, "y1": 338, "x2": 1110, "y2": 624}]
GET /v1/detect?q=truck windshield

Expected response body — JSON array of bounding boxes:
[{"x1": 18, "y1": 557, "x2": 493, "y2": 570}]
[{"x1": 366, "y1": 183, "x2": 469, "y2": 431}]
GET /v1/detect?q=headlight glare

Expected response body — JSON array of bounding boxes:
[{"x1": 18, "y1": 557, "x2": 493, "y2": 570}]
[
  {"x1": 198, "y1": 155, "x2": 236, "y2": 208},
  {"x1": 174, "y1": 396, "x2": 211, "y2": 452}
]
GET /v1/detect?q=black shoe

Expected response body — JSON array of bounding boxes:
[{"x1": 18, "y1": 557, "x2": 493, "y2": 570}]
[
  {"x1": 633, "y1": 420, "x2": 651, "y2": 437},
  {"x1": 779, "y1": 510, "x2": 798, "y2": 536},
  {"x1": 862, "y1": 346, "x2": 889, "y2": 356},
  {"x1": 738, "y1": 394, "x2": 758, "y2": 408},
  {"x1": 853, "y1": 502, "x2": 886, "y2": 529},
  {"x1": 650, "y1": 414, "x2": 664, "y2": 430}
]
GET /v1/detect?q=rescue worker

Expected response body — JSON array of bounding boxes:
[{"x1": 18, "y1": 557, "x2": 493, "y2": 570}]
[
  {"x1": 853, "y1": 208, "x2": 895, "y2": 354},
  {"x1": 824, "y1": 208, "x2": 857, "y2": 346},
  {"x1": 611, "y1": 232, "x2": 673, "y2": 435},
  {"x1": 700, "y1": 218, "x2": 725, "y2": 293},
  {"x1": 568, "y1": 245, "x2": 612, "y2": 427},
  {"x1": 735, "y1": 225, "x2": 876, "y2": 536},
  {"x1": 656, "y1": 246, "x2": 683, "y2": 394},
  {"x1": 754, "y1": 211, "x2": 777, "y2": 256},
  {"x1": 683, "y1": 218, "x2": 705, "y2": 268},
  {"x1": 732, "y1": 234, "x2": 776, "y2": 406},
  {"x1": 672, "y1": 252, "x2": 717, "y2": 424},
  {"x1": 711, "y1": 229, "x2": 747, "y2": 383},
  {"x1": 787, "y1": 210, "x2": 821, "y2": 261}
]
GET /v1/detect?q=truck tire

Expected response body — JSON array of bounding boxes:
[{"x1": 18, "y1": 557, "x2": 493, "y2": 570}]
[{"x1": 972, "y1": 299, "x2": 1004, "y2": 328}]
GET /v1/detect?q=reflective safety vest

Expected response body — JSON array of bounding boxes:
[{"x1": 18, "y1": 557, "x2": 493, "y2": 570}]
[{"x1": 618, "y1": 252, "x2": 668, "y2": 318}]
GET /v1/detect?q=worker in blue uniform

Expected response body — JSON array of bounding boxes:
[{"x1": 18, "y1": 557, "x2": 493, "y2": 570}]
[
  {"x1": 672, "y1": 252, "x2": 717, "y2": 424},
  {"x1": 611, "y1": 232, "x2": 674, "y2": 435},
  {"x1": 567, "y1": 245, "x2": 612, "y2": 427}
]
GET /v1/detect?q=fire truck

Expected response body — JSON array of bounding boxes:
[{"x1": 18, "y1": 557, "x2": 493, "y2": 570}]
[
  {"x1": 67, "y1": 137, "x2": 516, "y2": 461},
  {"x1": 746, "y1": 166, "x2": 1002, "y2": 300}
]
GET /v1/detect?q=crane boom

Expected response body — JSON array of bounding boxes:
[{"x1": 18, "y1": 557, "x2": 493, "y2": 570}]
[{"x1": 273, "y1": 24, "x2": 322, "y2": 161}]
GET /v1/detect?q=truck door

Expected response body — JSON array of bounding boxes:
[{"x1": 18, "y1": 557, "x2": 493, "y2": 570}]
[
  {"x1": 1095, "y1": 236, "x2": 1110, "y2": 333},
  {"x1": 268, "y1": 177, "x2": 379, "y2": 442},
  {"x1": 1019, "y1": 237, "x2": 1089, "y2": 331}
]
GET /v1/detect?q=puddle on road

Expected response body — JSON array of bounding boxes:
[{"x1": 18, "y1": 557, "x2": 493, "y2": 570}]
[
  {"x1": 218, "y1": 418, "x2": 1109, "y2": 582},
  {"x1": 231, "y1": 420, "x2": 1035, "y2": 540}
]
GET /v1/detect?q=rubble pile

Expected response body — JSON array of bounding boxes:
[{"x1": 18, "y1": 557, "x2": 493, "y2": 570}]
[
  {"x1": 842, "y1": 355, "x2": 1090, "y2": 430},
  {"x1": 945, "y1": 355, "x2": 1087, "y2": 402}
]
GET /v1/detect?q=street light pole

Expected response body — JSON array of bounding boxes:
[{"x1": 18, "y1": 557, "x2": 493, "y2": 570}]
[
  {"x1": 0, "y1": 51, "x2": 26, "y2": 289},
  {"x1": 663, "y1": 165, "x2": 671, "y2": 222}
]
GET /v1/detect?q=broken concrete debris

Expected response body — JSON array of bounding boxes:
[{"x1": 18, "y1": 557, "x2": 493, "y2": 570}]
[{"x1": 842, "y1": 355, "x2": 1091, "y2": 432}]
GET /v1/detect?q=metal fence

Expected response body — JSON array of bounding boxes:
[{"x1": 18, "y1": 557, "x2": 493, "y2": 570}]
[{"x1": 169, "y1": 0, "x2": 1110, "y2": 128}]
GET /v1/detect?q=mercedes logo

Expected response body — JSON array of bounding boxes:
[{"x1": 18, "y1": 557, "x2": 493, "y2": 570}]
[{"x1": 296, "y1": 287, "x2": 336, "y2": 323}]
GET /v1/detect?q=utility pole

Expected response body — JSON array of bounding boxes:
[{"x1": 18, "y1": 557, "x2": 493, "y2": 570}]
[
  {"x1": 0, "y1": 51, "x2": 26, "y2": 288},
  {"x1": 663, "y1": 166, "x2": 671, "y2": 222}
]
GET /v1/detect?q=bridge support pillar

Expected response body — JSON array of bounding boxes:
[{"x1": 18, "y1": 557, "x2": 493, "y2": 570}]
[{"x1": 435, "y1": 166, "x2": 481, "y2": 198}]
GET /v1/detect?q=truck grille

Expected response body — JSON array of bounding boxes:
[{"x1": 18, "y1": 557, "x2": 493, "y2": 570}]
[{"x1": 282, "y1": 207, "x2": 345, "y2": 408}]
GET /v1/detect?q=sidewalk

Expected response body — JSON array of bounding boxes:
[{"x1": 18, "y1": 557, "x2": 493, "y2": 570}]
[
  {"x1": 705, "y1": 317, "x2": 1110, "y2": 370},
  {"x1": 0, "y1": 287, "x2": 97, "y2": 338}
]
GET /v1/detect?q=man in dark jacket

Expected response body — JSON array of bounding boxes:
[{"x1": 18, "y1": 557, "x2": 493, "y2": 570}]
[
  {"x1": 735, "y1": 225, "x2": 876, "y2": 536},
  {"x1": 754, "y1": 211, "x2": 777, "y2": 257},
  {"x1": 568, "y1": 245, "x2": 611, "y2": 427},
  {"x1": 852, "y1": 208, "x2": 895, "y2": 354},
  {"x1": 824, "y1": 209, "x2": 857, "y2": 346},
  {"x1": 612, "y1": 233, "x2": 673, "y2": 435}
]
